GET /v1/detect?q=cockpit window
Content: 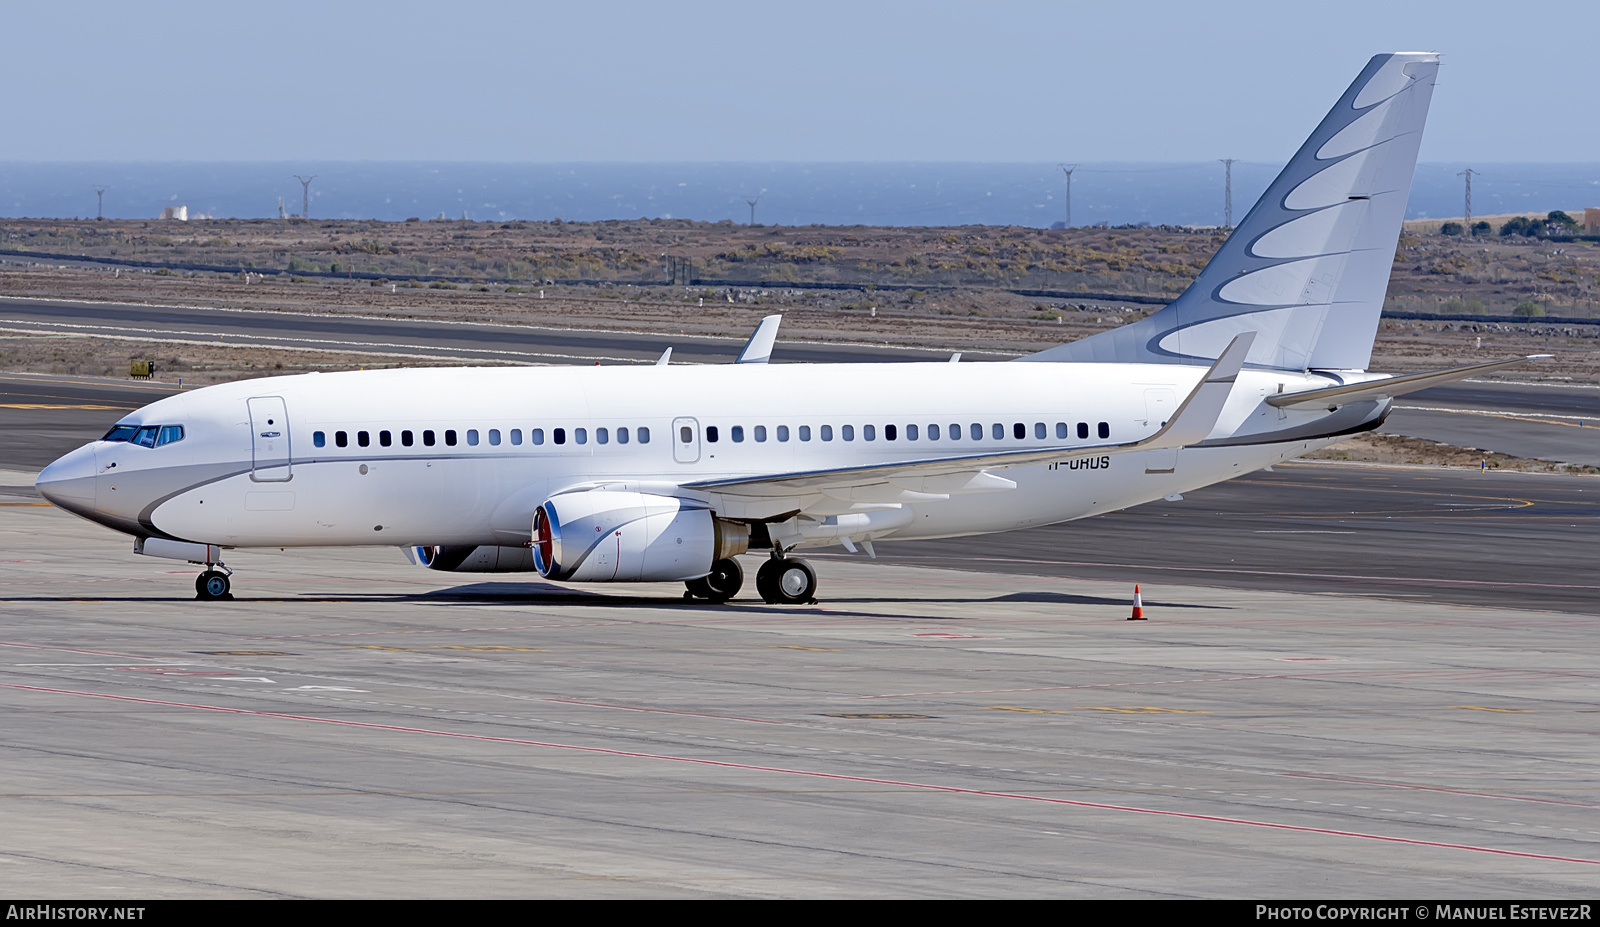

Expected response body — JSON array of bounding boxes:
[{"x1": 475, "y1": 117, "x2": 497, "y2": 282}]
[{"x1": 102, "y1": 424, "x2": 185, "y2": 447}]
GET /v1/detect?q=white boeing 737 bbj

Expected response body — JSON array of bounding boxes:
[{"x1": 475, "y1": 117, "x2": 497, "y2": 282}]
[{"x1": 37, "y1": 53, "x2": 1540, "y2": 603}]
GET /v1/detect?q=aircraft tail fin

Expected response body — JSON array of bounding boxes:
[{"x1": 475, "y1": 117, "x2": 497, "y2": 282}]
[{"x1": 1022, "y1": 52, "x2": 1439, "y2": 372}]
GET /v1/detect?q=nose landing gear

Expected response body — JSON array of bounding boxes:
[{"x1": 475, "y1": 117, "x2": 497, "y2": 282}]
[{"x1": 195, "y1": 566, "x2": 233, "y2": 601}]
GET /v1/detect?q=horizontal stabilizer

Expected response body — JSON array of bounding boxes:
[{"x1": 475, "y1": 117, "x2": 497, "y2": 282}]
[{"x1": 1266, "y1": 355, "x2": 1549, "y2": 410}]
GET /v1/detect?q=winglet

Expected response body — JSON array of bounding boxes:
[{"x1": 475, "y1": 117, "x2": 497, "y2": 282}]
[
  {"x1": 736, "y1": 314, "x2": 782, "y2": 364},
  {"x1": 656, "y1": 347, "x2": 672, "y2": 366},
  {"x1": 1145, "y1": 332, "x2": 1255, "y2": 448}
]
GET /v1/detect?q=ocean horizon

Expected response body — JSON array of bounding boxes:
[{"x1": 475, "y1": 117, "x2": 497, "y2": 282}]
[{"x1": 3, "y1": 162, "x2": 1596, "y2": 229}]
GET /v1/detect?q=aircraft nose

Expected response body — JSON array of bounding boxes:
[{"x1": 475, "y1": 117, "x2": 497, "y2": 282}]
[{"x1": 35, "y1": 445, "x2": 99, "y2": 511}]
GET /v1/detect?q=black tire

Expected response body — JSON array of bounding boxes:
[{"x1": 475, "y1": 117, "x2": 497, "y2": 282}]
[
  {"x1": 700, "y1": 558, "x2": 744, "y2": 603},
  {"x1": 684, "y1": 576, "x2": 713, "y2": 599},
  {"x1": 757, "y1": 557, "x2": 816, "y2": 605},
  {"x1": 195, "y1": 570, "x2": 231, "y2": 601}
]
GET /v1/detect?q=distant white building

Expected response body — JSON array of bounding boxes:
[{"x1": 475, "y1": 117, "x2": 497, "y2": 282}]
[{"x1": 159, "y1": 205, "x2": 188, "y2": 221}]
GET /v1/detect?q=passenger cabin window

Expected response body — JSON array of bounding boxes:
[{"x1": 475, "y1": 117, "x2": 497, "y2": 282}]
[
  {"x1": 1034, "y1": 423, "x2": 1046, "y2": 440},
  {"x1": 842, "y1": 425, "x2": 854, "y2": 441},
  {"x1": 489, "y1": 428, "x2": 502, "y2": 446},
  {"x1": 754, "y1": 425, "x2": 766, "y2": 442},
  {"x1": 969, "y1": 423, "x2": 982, "y2": 441},
  {"x1": 862, "y1": 424, "x2": 875, "y2": 441},
  {"x1": 402, "y1": 430, "x2": 414, "y2": 446},
  {"x1": 799, "y1": 425, "x2": 811, "y2": 441},
  {"x1": 380, "y1": 430, "x2": 392, "y2": 447},
  {"x1": 885, "y1": 424, "x2": 897, "y2": 441},
  {"x1": 336, "y1": 431, "x2": 349, "y2": 448},
  {"x1": 1013, "y1": 423, "x2": 1025, "y2": 440},
  {"x1": 510, "y1": 428, "x2": 522, "y2": 445},
  {"x1": 929, "y1": 424, "x2": 941, "y2": 440},
  {"x1": 906, "y1": 424, "x2": 917, "y2": 440},
  {"x1": 731, "y1": 426, "x2": 743, "y2": 443},
  {"x1": 1056, "y1": 422, "x2": 1068, "y2": 439},
  {"x1": 638, "y1": 426, "x2": 650, "y2": 444},
  {"x1": 424, "y1": 429, "x2": 436, "y2": 446},
  {"x1": 1098, "y1": 422, "x2": 1110, "y2": 439},
  {"x1": 596, "y1": 428, "x2": 608, "y2": 445},
  {"x1": 357, "y1": 431, "x2": 370, "y2": 447},
  {"x1": 445, "y1": 430, "x2": 457, "y2": 446},
  {"x1": 313, "y1": 431, "x2": 326, "y2": 448},
  {"x1": 616, "y1": 427, "x2": 628, "y2": 444},
  {"x1": 466, "y1": 429, "x2": 479, "y2": 446},
  {"x1": 1077, "y1": 422, "x2": 1089, "y2": 440},
  {"x1": 777, "y1": 425, "x2": 789, "y2": 442},
  {"x1": 706, "y1": 426, "x2": 719, "y2": 443},
  {"x1": 553, "y1": 428, "x2": 566, "y2": 445},
  {"x1": 575, "y1": 428, "x2": 588, "y2": 445},
  {"x1": 820, "y1": 425, "x2": 832, "y2": 441},
  {"x1": 992, "y1": 423, "x2": 1004, "y2": 440},
  {"x1": 532, "y1": 428, "x2": 545, "y2": 445}
]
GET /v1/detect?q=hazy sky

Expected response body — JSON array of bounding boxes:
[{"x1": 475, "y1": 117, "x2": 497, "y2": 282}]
[{"x1": 5, "y1": 0, "x2": 1593, "y2": 163}]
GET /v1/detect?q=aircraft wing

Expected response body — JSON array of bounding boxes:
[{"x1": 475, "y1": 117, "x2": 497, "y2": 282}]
[
  {"x1": 1266, "y1": 355, "x2": 1548, "y2": 411},
  {"x1": 687, "y1": 334, "x2": 1254, "y2": 500}
]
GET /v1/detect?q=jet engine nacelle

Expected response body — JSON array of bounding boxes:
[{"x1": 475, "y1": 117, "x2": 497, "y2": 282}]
[
  {"x1": 416, "y1": 544, "x2": 537, "y2": 573},
  {"x1": 532, "y1": 490, "x2": 748, "y2": 582}
]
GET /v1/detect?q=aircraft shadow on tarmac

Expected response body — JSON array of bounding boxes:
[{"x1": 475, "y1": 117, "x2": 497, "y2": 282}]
[{"x1": 0, "y1": 584, "x2": 1228, "y2": 615}]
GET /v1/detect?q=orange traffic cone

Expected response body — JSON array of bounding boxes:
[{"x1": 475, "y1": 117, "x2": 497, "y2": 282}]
[{"x1": 1128, "y1": 584, "x2": 1146, "y2": 621}]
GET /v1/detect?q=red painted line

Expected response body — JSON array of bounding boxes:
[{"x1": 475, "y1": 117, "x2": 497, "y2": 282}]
[{"x1": 4, "y1": 681, "x2": 1598, "y2": 867}]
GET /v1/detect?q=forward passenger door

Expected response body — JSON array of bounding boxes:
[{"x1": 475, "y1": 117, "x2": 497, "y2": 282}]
[{"x1": 248, "y1": 396, "x2": 292, "y2": 482}]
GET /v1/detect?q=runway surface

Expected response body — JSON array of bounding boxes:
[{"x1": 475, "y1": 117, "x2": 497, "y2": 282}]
[
  {"x1": 855, "y1": 465, "x2": 1597, "y2": 615},
  {"x1": 2, "y1": 500, "x2": 1597, "y2": 897},
  {"x1": 1386, "y1": 381, "x2": 1599, "y2": 467}
]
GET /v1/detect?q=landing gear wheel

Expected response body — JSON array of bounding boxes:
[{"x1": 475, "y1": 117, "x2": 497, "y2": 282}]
[
  {"x1": 195, "y1": 570, "x2": 232, "y2": 601},
  {"x1": 757, "y1": 557, "x2": 817, "y2": 605},
  {"x1": 684, "y1": 558, "x2": 743, "y2": 603}
]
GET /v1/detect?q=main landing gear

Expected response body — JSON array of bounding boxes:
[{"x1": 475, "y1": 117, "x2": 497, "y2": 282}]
[
  {"x1": 682, "y1": 554, "x2": 819, "y2": 605},
  {"x1": 756, "y1": 555, "x2": 817, "y2": 605},
  {"x1": 195, "y1": 565, "x2": 233, "y2": 601},
  {"x1": 684, "y1": 558, "x2": 743, "y2": 603}
]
